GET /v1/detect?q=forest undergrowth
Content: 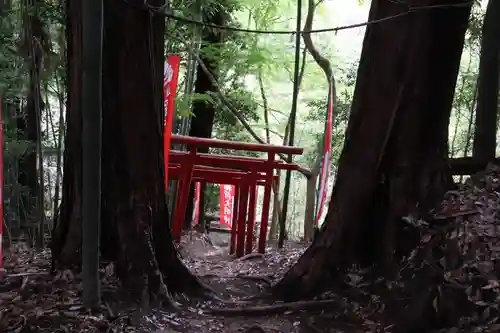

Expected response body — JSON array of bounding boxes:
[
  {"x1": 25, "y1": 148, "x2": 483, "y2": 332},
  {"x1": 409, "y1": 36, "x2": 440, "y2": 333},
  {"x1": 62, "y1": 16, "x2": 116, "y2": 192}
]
[
  {"x1": 377, "y1": 162, "x2": 500, "y2": 332},
  {"x1": 2, "y1": 164, "x2": 500, "y2": 332}
]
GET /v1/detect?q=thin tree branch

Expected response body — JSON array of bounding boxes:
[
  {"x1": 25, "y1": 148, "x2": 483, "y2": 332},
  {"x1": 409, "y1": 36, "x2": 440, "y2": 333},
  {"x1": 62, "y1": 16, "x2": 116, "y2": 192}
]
[
  {"x1": 258, "y1": 70, "x2": 271, "y2": 144},
  {"x1": 300, "y1": 0, "x2": 338, "y2": 233}
]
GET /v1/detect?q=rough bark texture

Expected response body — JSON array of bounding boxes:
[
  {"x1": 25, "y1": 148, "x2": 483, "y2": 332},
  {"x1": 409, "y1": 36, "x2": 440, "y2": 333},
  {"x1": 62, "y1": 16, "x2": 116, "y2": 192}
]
[
  {"x1": 184, "y1": 7, "x2": 225, "y2": 230},
  {"x1": 472, "y1": 0, "x2": 500, "y2": 162},
  {"x1": 273, "y1": 0, "x2": 471, "y2": 300},
  {"x1": 52, "y1": 0, "x2": 202, "y2": 297}
]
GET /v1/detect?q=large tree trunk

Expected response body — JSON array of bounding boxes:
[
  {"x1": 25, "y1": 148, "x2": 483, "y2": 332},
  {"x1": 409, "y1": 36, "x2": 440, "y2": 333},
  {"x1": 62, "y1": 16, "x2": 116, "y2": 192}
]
[
  {"x1": 51, "y1": 0, "x2": 203, "y2": 298},
  {"x1": 184, "y1": 7, "x2": 225, "y2": 231},
  {"x1": 273, "y1": 0, "x2": 471, "y2": 300},
  {"x1": 472, "y1": 0, "x2": 500, "y2": 162}
]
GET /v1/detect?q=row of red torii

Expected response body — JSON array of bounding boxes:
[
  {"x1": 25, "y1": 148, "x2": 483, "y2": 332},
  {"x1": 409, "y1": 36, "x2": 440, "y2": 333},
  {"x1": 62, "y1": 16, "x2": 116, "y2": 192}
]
[{"x1": 167, "y1": 135, "x2": 303, "y2": 258}]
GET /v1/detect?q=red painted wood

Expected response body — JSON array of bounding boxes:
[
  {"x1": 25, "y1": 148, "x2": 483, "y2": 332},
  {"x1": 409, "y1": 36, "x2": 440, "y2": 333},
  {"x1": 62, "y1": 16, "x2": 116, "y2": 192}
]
[
  {"x1": 236, "y1": 184, "x2": 250, "y2": 257},
  {"x1": 167, "y1": 135, "x2": 303, "y2": 257},
  {"x1": 171, "y1": 135, "x2": 303, "y2": 155},
  {"x1": 170, "y1": 152, "x2": 300, "y2": 171},
  {"x1": 172, "y1": 148, "x2": 196, "y2": 240},
  {"x1": 170, "y1": 150, "x2": 284, "y2": 164},
  {"x1": 246, "y1": 180, "x2": 257, "y2": 255},
  {"x1": 229, "y1": 186, "x2": 240, "y2": 255},
  {"x1": 169, "y1": 166, "x2": 278, "y2": 184},
  {"x1": 258, "y1": 153, "x2": 275, "y2": 254}
]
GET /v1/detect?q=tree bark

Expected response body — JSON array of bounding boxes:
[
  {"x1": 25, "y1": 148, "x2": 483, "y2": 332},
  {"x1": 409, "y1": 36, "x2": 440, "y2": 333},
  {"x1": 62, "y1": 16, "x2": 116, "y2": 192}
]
[
  {"x1": 303, "y1": 157, "x2": 321, "y2": 241},
  {"x1": 448, "y1": 156, "x2": 500, "y2": 175},
  {"x1": 472, "y1": 0, "x2": 500, "y2": 162},
  {"x1": 184, "y1": 6, "x2": 226, "y2": 231},
  {"x1": 52, "y1": 0, "x2": 203, "y2": 298},
  {"x1": 273, "y1": 0, "x2": 471, "y2": 300}
]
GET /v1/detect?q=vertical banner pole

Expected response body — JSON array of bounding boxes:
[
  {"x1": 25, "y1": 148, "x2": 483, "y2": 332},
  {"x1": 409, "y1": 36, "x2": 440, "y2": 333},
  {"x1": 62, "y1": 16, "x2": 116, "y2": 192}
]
[
  {"x1": 315, "y1": 81, "x2": 334, "y2": 225},
  {"x1": 163, "y1": 55, "x2": 181, "y2": 191}
]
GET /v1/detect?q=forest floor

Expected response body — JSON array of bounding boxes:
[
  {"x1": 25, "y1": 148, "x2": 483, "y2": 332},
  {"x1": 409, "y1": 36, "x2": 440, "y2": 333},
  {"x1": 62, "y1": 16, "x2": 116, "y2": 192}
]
[
  {"x1": 0, "y1": 233, "x2": 362, "y2": 333},
  {"x1": 4, "y1": 164, "x2": 500, "y2": 332}
]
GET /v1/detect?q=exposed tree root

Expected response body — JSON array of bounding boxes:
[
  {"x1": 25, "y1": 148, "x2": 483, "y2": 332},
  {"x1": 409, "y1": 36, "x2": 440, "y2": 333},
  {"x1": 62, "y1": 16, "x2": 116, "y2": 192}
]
[
  {"x1": 206, "y1": 299, "x2": 339, "y2": 316},
  {"x1": 200, "y1": 273, "x2": 272, "y2": 285},
  {"x1": 237, "y1": 253, "x2": 265, "y2": 261}
]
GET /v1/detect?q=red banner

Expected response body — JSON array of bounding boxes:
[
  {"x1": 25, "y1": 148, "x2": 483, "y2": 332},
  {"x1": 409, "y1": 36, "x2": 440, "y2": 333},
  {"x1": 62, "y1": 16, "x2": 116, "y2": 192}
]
[
  {"x1": 315, "y1": 82, "x2": 334, "y2": 225},
  {"x1": 192, "y1": 182, "x2": 201, "y2": 225},
  {"x1": 0, "y1": 96, "x2": 4, "y2": 276},
  {"x1": 220, "y1": 184, "x2": 235, "y2": 229},
  {"x1": 163, "y1": 55, "x2": 181, "y2": 190}
]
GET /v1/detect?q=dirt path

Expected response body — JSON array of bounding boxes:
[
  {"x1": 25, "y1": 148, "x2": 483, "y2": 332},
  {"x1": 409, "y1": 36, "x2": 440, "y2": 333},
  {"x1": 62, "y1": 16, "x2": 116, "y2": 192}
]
[
  {"x1": 0, "y1": 234, "x2": 363, "y2": 333},
  {"x1": 147, "y1": 232, "x2": 363, "y2": 333}
]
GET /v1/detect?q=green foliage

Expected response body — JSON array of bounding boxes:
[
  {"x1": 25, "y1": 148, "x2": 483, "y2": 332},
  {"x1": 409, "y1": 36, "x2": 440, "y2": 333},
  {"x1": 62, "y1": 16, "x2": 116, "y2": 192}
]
[
  {"x1": 204, "y1": 184, "x2": 220, "y2": 214},
  {"x1": 175, "y1": 92, "x2": 214, "y2": 117}
]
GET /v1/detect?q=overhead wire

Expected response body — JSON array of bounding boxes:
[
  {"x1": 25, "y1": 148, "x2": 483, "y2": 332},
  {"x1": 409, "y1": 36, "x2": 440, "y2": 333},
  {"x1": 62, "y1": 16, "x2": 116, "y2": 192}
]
[{"x1": 123, "y1": 0, "x2": 473, "y2": 35}]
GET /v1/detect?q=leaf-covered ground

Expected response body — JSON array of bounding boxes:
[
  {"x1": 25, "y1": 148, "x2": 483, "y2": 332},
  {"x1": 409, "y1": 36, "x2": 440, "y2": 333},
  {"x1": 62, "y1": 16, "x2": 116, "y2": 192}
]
[
  {"x1": 0, "y1": 233, "x2": 363, "y2": 332},
  {"x1": 378, "y1": 163, "x2": 500, "y2": 332},
  {"x1": 0, "y1": 236, "x2": 333, "y2": 332},
  {"x1": 4, "y1": 164, "x2": 500, "y2": 332}
]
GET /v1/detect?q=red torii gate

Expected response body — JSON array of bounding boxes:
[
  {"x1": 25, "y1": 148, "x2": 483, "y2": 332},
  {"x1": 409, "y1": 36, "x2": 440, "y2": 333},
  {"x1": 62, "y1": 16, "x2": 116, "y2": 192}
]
[
  {"x1": 169, "y1": 165, "x2": 280, "y2": 255},
  {"x1": 168, "y1": 135, "x2": 303, "y2": 257}
]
